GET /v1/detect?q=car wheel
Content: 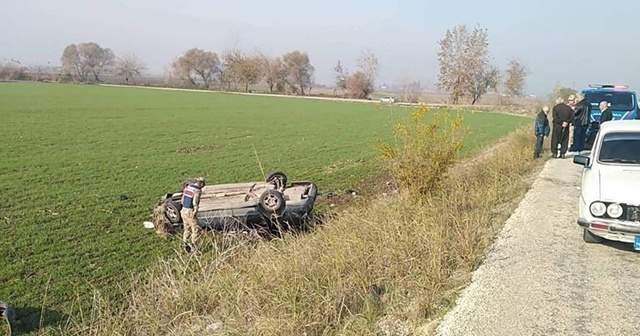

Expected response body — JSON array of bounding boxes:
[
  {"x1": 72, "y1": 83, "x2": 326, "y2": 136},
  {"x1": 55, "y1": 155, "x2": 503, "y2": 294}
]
[
  {"x1": 258, "y1": 189, "x2": 286, "y2": 218},
  {"x1": 583, "y1": 228, "x2": 603, "y2": 244},
  {"x1": 164, "y1": 200, "x2": 182, "y2": 224},
  {"x1": 266, "y1": 171, "x2": 287, "y2": 189}
]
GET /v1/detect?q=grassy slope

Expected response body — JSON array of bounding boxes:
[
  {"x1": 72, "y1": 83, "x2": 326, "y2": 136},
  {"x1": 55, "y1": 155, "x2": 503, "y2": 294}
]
[
  {"x1": 0, "y1": 82, "x2": 529, "y2": 333},
  {"x1": 65, "y1": 122, "x2": 545, "y2": 336}
]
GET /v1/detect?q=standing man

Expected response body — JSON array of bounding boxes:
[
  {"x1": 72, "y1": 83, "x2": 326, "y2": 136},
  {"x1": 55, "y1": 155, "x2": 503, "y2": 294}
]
[
  {"x1": 567, "y1": 94, "x2": 577, "y2": 110},
  {"x1": 534, "y1": 106, "x2": 551, "y2": 158},
  {"x1": 181, "y1": 177, "x2": 206, "y2": 253},
  {"x1": 550, "y1": 97, "x2": 574, "y2": 158},
  {"x1": 599, "y1": 101, "x2": 613, "y2": 124},
  {"x1": 568, "y1": 93, "x2": 592, "y2": 155},
  {"x1": 566, "y1": 94, "x2": 577, "y2": 150}
]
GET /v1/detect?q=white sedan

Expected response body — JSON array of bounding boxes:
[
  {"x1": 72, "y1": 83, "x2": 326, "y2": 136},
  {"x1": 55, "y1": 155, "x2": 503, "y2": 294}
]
[
  {"x1": 573, "y1": 120, "x2": 640, "y2": 249},
  {"x1": 379, "y1": 97, "x2": 395, "y2": 103}
]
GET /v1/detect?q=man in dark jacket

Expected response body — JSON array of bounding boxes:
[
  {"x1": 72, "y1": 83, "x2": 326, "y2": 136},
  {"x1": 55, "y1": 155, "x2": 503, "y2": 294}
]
[
  {"x1": 533, "y1": 106, "x2": 550, "y2": 158},
  {"x1": 568, "y1": 93, "x2": 592, "y2": 154},
  {"x1": 599, "y1": 101, "x2": 613, "y2": 124},
  {"x1": 550, "y1": 97, "x2": 574, "y2": 158}
]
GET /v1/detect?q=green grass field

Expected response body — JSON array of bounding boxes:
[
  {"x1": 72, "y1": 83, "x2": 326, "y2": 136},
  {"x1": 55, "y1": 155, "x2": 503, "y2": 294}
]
[{"x1": 0, "y1": 82, "x2": 529, "y2": 333}]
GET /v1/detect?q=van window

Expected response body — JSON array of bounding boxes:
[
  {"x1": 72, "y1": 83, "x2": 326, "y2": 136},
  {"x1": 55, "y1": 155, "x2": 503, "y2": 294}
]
[{"x1": 585, "y1": 91, "x2": 635, "y2": 110}]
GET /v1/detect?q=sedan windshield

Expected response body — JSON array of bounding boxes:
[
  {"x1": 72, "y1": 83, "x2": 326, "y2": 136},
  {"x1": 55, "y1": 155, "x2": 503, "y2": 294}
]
[
  {"x1": 585, "y1": 91, "x2": 635, "y2": 110},
  {"x1": 598, "y1": 132, "x2": 640, "y2": 164}
]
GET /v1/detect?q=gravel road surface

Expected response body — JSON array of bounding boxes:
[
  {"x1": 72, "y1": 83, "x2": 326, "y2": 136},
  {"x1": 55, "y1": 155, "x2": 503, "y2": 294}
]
[{"x1": 435, "y1": 156, "x2": 640, "y2": 336}]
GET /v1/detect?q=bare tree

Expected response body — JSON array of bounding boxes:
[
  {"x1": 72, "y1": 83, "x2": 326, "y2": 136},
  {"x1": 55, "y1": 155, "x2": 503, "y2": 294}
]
[
  {"x1": 282, "y1": 50, "x2": 314, "y2": 95},
  {"x1": 333, "y1": 50, "x2": 379, "y2": 99},
  {"x1": 221, "y1": 49, "x2": 262, "y2": 92},
  {"x1": 504, "y1": 59, "x2": 529, "y2": 97},
  {"x1": 60, "y1": 42, "x2": 115, "y2": 82},
  {"x1": 23, "y1": 64, "x2": 45, "y2": 81},
  {"x1": 240, "y1": 54, "x2": 262, "y2": 92},
  {"x1": 468, "y1": 65, "x2": 500, "y2": 105},
  {"x1": 333, "y1": 60, "x2": 348, "y2": 94},
  {"x1": 219, "y1": 49, "x2": 242, "y2": 90},
  {"x1": 357, "y1": 49, "x2": 379, "y2": 93},
  {"x1": 257, "y1": 54, "x2": 286, "y2": 93},
  {"x1": 81, "y1": 42, "x2": 114, "y2": 82},
  {"x1": 170, "y1": 48, "x2": 220, "y2": 89},
  {"x1": 437, "y1": 24, "x2": 494, "y2": 104},
  {"x1": 115, "y1": 53, "x2": 146, "y2": 84},
  {"x1": 344, "y1": 71, "x2": 374, "y2": 99},
  {"x1": 61, "y1": 44, "x2": 88, "y2": 82},
  {"x1": 0, "y1": 60, "x2": 26, "y2": 80}
]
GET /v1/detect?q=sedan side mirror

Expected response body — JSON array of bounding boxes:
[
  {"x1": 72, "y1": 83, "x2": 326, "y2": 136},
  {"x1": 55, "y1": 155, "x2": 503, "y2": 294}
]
[{"x1": 573, "y1": 155, "x2": 590, "y2": 167}]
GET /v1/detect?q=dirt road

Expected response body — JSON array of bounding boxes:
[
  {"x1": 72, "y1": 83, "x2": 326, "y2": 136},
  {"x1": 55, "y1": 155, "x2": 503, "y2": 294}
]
[
  {"x1": 96, "y1": 84, "x2": 530, "y2": 117},
  {"x1": 435, "y1": 156, "x2": 640, "y2": 336}
]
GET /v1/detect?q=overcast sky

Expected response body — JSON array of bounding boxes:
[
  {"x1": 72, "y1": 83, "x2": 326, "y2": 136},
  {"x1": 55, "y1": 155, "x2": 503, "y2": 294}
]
[{"x1": 2, "y1": 0, "x2": 639, "y2": 96}]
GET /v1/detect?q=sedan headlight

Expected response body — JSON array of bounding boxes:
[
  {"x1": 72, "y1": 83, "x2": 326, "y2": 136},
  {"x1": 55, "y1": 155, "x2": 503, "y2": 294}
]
[
  {"x1": 607, "y1": 203, "x2": 623, "y2": 219},
  {"x1": 590, "y1": 201, "x2": 607, "y2": 217}
]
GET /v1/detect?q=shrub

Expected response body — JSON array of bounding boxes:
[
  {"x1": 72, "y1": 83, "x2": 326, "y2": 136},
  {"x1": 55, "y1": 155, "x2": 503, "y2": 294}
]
[{"x1": 380, "y1": 104, "x2": 466, "y2": 197}]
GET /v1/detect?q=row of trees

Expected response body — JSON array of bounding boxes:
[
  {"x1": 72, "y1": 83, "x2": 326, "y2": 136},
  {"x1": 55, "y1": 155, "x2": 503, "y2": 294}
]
[
  {"x1": 437, "y1": 24, "x2": 529, "y2": 104},
  {"x1": 167, "y1": 48, "x2": 315, "y2": 94},
  {"x1": 53, "y1": 24, "x2": 529, "y2": 103},
  {"x1": 61, "y1": 42, "x2": 146, "y2": 83},
  {"x1": 59, "y1": 42, "x2": 316, "y2": 95}
]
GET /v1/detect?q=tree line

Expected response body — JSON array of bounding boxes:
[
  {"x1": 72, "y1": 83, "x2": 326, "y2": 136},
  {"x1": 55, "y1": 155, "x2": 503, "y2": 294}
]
[
  {"x1": 57, "y1": 42, "x2": 318, "y2": 95},
  {"x1": 2, "y1": 23, "x2": 531, "y2": 104}
]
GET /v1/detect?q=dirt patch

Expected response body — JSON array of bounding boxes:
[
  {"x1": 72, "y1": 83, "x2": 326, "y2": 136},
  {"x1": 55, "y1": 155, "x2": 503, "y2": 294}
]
[{"x1": 176, "y1": 144, "x2": 220, "y2": 154}]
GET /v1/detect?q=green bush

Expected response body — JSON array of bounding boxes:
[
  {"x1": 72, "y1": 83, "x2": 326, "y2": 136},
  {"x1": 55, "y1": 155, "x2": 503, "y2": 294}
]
[{"x1": 380, "y1": 104, "x2": 466, "y2": 197}]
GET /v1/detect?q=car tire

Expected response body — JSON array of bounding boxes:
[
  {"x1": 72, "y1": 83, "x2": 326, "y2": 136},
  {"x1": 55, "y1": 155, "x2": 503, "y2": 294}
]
[
  {"x1": 583, "y1": 228, "x2": 603, "y2": 244},
  {"x1": 258, "y1": 189, "x2": 286, "y2": 218},
  {"x1": 266, "y1": 171, "x2": 287, "y2": 189},
  {"x1": 164, "y1": 200, "x2": 182, "y2": 224}
]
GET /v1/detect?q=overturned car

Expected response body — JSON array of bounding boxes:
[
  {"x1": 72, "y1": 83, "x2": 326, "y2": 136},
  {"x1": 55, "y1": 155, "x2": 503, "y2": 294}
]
[{"x1": 153, "y1": 171, "x2": 318, "y2": 232}]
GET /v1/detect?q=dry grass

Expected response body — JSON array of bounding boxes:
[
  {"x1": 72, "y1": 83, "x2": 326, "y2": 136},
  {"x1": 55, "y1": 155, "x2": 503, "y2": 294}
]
[{"x1": 61, "y1": 107, "x2": 544, "y2": 336}]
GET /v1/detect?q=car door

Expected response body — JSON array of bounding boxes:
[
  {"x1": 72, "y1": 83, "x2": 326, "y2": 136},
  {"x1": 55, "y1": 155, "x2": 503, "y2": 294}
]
[{"x1": 580, "y1": 130, "x2": 603, "y2": 206}]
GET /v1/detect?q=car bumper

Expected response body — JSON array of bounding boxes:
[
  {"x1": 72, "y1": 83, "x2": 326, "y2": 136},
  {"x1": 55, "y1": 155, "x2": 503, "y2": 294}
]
[{"x1": 578, "y1": 218, "x2": 640, "y2": 243}]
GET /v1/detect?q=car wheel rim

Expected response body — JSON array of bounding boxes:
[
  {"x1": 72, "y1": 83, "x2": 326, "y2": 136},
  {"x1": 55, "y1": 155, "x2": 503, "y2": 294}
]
[
  {"x1": 166, "y1": 207, "x2": 178, "y2": 220},
  {"x1": 264, "y1": 194, "x2": 280, "y2": 209}
]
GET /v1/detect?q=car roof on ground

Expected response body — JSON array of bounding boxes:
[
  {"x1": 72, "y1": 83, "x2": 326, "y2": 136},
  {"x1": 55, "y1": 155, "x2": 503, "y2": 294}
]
[{"x1": 599, "y1": 120, "x2": 640, "y2": 133}]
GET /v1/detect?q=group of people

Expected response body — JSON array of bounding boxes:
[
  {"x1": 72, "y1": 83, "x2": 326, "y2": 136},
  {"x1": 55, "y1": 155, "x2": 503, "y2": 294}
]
[{"x1": 533, "y1": 93, "x2": 614, "y2": 159}]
